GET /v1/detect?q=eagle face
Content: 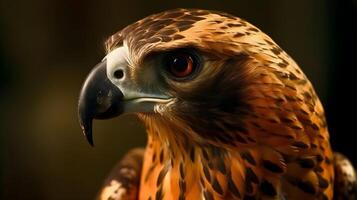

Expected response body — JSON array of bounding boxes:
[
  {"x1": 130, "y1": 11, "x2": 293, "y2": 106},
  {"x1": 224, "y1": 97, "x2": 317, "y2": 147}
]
[
  {"x1": 78, "y1": 8, "x2": 335, "y2": 199},
  {"x1": 80, "y1": 8, "x2": 263, "y2": 146}
]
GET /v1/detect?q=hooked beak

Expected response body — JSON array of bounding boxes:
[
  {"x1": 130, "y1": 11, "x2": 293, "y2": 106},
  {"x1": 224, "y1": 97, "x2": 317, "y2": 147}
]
[
  {"x1": 79, "y1": 46, "x2": 173, "y2": 146},
  {"x1": 78, "y1": 60, "x2": 123, "y2": 146}
]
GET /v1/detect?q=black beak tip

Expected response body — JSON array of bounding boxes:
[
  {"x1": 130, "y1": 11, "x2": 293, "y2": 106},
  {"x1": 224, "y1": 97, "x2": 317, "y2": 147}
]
[
  {"x1": 78, "y1": 60, "x2": 123, "y2": 147},
  {"x1": 84, "y1": 129, "x2": 94, "y2": 147},
  {"x1": 79, "y1": 113, "x2": 95, "y2": 147}
]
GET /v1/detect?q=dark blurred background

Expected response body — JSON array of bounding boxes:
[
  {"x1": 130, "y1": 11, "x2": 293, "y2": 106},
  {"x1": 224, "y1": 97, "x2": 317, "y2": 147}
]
[{"x1": 0, "y1": 0, "x2": 356, "y2": 199}]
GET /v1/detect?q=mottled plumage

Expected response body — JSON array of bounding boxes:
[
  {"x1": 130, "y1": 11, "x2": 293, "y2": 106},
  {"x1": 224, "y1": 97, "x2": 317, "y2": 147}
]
[{"x1": 79, "y1": 8, "x2": 356, "y2": 200}]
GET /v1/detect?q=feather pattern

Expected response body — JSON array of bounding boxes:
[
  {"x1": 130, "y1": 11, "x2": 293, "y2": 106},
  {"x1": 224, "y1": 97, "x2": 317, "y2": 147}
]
[{"x1": 97, "y1": 8, "x2": 356, "y2": 200}]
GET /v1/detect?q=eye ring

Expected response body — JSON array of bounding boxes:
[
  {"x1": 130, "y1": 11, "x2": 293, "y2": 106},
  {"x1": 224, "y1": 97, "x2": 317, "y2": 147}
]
[{"x1": 164, "y1": 49, "x2": 201, "y2": 80}]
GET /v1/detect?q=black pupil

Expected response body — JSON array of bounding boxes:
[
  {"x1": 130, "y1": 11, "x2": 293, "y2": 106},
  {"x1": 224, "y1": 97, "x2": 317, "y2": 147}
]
[{"x1": 172, "y1": 56, "x2": 188, "y2": 72}]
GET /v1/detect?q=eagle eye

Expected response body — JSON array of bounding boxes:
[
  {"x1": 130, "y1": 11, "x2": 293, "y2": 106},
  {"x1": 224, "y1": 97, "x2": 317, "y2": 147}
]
[{"x1": 164, "y1": 49, "x2": 200, "y2": 80}]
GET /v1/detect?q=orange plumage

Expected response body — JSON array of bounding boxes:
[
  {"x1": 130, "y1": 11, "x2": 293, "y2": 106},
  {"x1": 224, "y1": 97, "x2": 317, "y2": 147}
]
[{"x1": 78, "y1": 8, "x2": 356, "y2": 200}]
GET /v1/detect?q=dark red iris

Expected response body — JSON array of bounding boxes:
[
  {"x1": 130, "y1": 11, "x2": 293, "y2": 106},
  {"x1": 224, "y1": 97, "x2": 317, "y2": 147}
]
[{"x1": 167, "y1": 53, "x2": 194, "y2": 78}]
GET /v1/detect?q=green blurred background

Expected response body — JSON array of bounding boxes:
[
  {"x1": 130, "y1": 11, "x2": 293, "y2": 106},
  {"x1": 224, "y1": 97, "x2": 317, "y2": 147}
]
[{"x1": 0, "y1": 0, "x2": 356, "y2": 199}]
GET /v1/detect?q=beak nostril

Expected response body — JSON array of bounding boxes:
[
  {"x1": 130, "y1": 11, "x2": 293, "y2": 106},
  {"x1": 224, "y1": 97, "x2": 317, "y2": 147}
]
[{"x1": 113, "y1": 69, "x2": 124, "y2": 80}]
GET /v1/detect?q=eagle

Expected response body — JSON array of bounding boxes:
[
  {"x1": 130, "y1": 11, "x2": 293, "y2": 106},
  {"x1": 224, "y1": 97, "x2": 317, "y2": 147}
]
[{"x1": 78, "y1": 8, "x2": 356, "y2": 200}]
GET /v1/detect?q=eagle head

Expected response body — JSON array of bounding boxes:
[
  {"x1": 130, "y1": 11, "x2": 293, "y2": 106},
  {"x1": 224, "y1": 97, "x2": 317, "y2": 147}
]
[{"x1": 78, "y1": 8, "x2": 330, "y2": 158}]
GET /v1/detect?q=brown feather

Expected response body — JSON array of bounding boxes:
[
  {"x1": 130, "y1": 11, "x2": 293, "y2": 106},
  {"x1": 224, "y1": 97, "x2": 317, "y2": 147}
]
[{"x1": 101, "y1": 8, "x2": 343, "y2": 200}]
